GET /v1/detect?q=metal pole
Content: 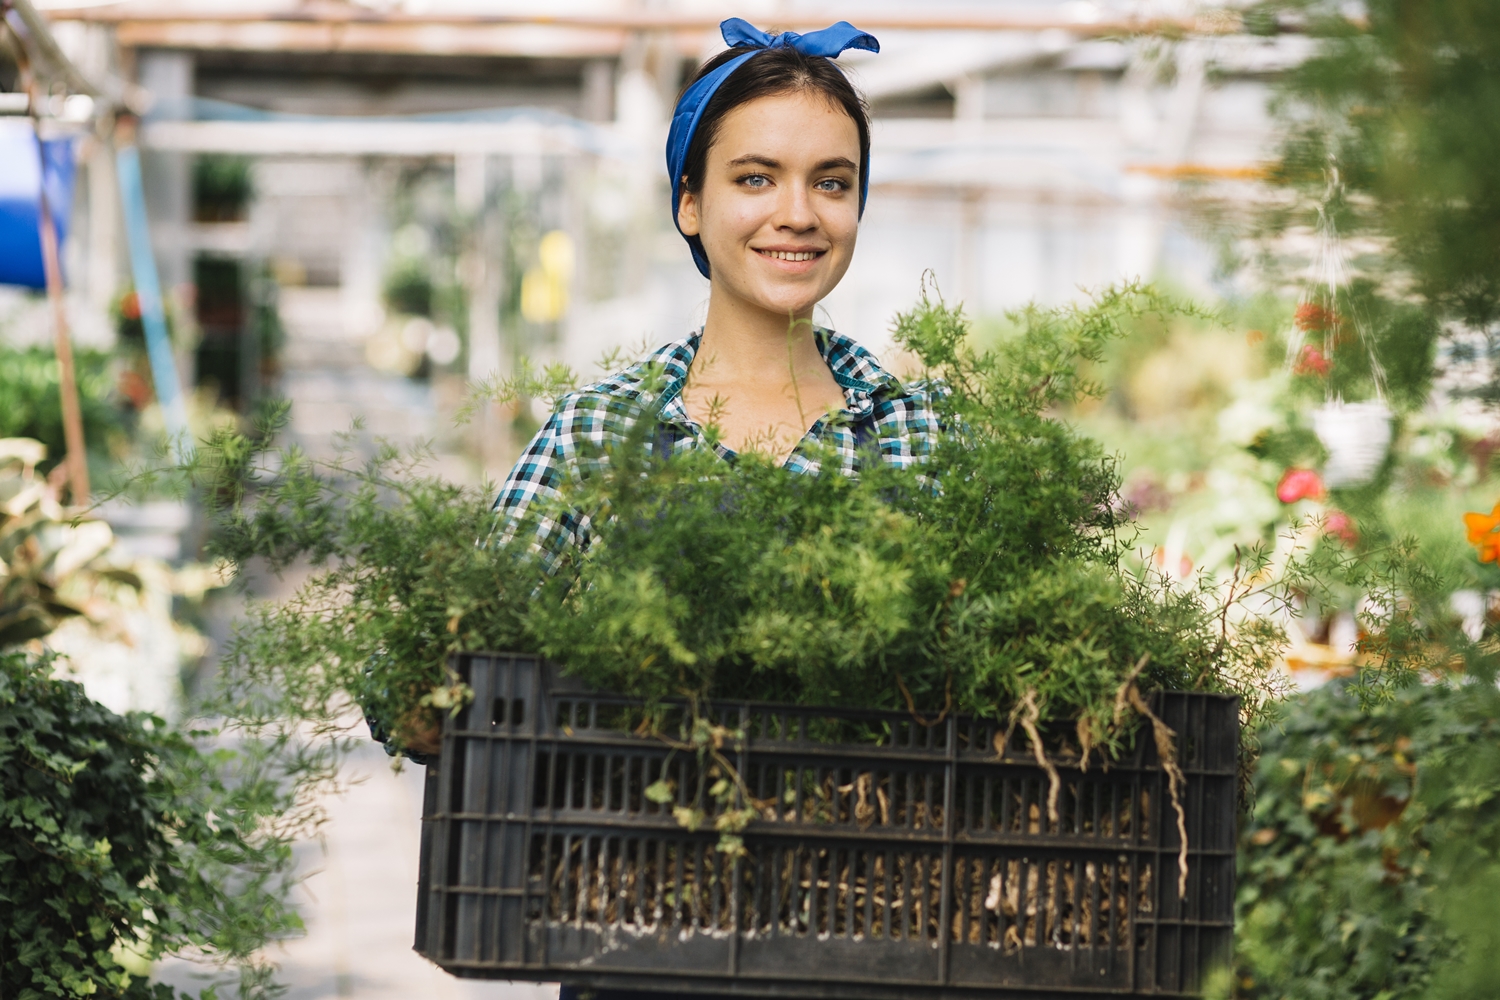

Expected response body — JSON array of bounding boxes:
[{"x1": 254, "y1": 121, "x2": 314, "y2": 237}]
[
  {"x1": 115, "y1": 126, "x2": 194, "y2": 456},
  {"x1": 35, "y1": 150, "x2": 90, "y2": 504},
  {"x1": 9, "y1": 20, "x2": 90, "y2": 504},
  {"x1": 3, "y1": 0, "x2": 99, "y2": 98}
]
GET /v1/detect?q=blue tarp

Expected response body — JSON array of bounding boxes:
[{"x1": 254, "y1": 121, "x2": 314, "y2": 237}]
[{"x1": 0, "y1": 120, "x2": 76, "y2": 289}]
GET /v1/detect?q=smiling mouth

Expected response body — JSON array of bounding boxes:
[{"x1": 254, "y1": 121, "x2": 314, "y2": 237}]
[{"x1": 756, "y1": 249, "x2": 824, "y2": 262}]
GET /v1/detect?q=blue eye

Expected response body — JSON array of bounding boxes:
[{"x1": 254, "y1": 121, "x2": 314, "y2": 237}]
[
  {"x1": 739, "y1": 174, "x2": 771, "y2": 189},
  {"x1": 815, "y1": 178, "x2": 849, "y2": 193}
]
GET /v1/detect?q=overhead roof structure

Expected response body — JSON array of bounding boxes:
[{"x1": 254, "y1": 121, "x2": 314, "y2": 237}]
[
  {"x1": 4, "y1": 0, "x2": 147, "y2": 112},
  {"x1": 41, "y1": 1, "x2": 1259, "y2": 59},
  {"x1": 4, "y1": 0, "x2": 101, "y2": 96}
]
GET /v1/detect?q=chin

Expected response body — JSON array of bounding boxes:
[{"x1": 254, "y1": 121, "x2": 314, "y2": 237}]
[
  {"x1": 749, "y1": 288, "x2": 822, "y2": 318},
  {"x1": 742, "y1": 272, "x2": 831, "y2": 314}
]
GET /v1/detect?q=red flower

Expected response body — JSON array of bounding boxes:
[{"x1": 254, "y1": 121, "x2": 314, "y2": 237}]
[
  {"x1": 118, "y1": 369, "x2": 152, "y2": 409},
  {"x1": 1294, "y1": 303, "x2": 1338, "y2": 332},
  {"x1": 1277, "y1": 468, "x2": 1326, "y2": 504},
  {"x1": 120, "y1": 291, "x2": 141, "y2": 321},
  {"x1": 1323, "y1": 509, "x2": 1358, "y2": 546},
  {"x1": 1293, "y1": 344, "x2": 1331, "y2": 377}
]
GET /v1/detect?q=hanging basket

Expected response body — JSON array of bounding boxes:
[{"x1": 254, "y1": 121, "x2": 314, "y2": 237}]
[{"x1": 1312, "y1": 400, "x2": 1392, "y2": 488}]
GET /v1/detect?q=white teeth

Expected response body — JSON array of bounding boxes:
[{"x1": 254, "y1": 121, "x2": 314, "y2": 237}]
[{"x1": 760, "y1": 250, "x2": 819, "y2": 261}]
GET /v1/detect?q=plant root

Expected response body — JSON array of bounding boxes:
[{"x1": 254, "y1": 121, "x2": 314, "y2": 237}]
[
  {"x1": 1076, "y1": 716, "x2": 1095, "y2": 773},
  {"x1": 1015, "y1": 689, "x2": 1061, "y2": 829},
  {"x1": 1113, "y1": 657, "x2": 1189, "y2": 899},
  {"x1": 896, "y1": 671, "x2": 953, "y2": 727}
]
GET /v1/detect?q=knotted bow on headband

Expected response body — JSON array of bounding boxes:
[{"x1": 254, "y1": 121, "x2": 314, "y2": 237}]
[{"x1": 667, "y1": 17, "x2": 880, "y2": 278}]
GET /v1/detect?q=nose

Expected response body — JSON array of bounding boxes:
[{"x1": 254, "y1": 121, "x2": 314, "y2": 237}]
[{"x1": 772, "y1": 181, "x2": 818, "y2": 233}]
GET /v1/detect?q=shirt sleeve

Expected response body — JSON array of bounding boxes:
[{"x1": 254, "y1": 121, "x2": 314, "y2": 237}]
[
  {"x1": 869, "y1": 379, "x2": 946, "y2": 468},
  {"x1": 488, "y1": 410, "x2": 588, "y2": 571}
]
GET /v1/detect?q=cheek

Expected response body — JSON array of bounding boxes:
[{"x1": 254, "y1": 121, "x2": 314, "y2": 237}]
[
  {"x1": 825, "y1": 203, "x2": 861, "y2": 249},
  {"x1": 705, "y1": 196, "x2": 769, "y2": 245}
]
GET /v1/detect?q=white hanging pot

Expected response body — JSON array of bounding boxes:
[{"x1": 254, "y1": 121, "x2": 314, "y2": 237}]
[{"x1": 1312, "y1": 400, "x2": 1392, "y2": 487}]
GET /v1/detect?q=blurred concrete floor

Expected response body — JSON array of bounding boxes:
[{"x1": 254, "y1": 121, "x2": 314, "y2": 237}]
[
  {"x1": 155, "y1": 740, "x2": 559, "y2": 1000},
  {"x1": 157, "y1": 283, "x2": 535, "y2": 995}
]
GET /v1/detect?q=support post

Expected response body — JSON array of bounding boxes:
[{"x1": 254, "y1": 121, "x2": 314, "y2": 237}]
[
  {"x1": 13, "y1": 31, "x2": 90, "y2": 505},
  {"x1": 35, "y1": 135, "x2": 89, "y2": 505},
  {"x1": 115, "y1": 123, "x2": 193, "y2": 455}
]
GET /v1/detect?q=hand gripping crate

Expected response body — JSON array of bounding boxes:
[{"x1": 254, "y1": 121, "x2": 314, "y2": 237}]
[{"x1": 415, "y1": 652, "x2": 1238, "y2": 999}]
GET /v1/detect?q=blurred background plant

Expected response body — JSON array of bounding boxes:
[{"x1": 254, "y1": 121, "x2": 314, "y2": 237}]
[
  {"x1": 1232, "y1": 672, "x2": 1500, "y2": 1000},
  {"x1": 0, "y1": 343, "x2": 132, "y2": 483},
  {"x1": 192, "y1": 154, "x2": 253, "y2": 224},
  {"x1": 1, "y1": 436, "x2": 302, "y2": 997},
  {"x1": 1, "y1": 436, "x2": 136, "y2": 646},
  {"x1": 1181, "y1": 2, "x2": 1500, "y2": 995},
  {"x1": 367, "y1": 166, "x2": 467, "y2": 381},
  {"x1": 0, "y1": 647, "x2": 302, "y2": 1000}
]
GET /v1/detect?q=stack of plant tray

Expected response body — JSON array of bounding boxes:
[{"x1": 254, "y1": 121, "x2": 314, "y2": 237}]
[{"x1": 415, "y1": 652, "x2": 1237, "y2": 999}]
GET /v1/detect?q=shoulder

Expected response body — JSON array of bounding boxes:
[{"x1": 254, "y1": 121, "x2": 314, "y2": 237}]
[
  {"x1": 549, "y1": 336, "x2": 693, "y2": 421},
  {"x1": 534, "y1": 336, "x2": 693, "y2": 448},
  {"x1": 494, "y1": 340, "x2": 683, "y2": 512},
  {"x1": 820, "y1": 328, "x2": 948, "y2": 411}
]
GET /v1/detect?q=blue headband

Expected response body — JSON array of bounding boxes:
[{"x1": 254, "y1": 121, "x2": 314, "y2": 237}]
[{"x1": 667, "y1": 17, "x2": 880, "y2": 278}]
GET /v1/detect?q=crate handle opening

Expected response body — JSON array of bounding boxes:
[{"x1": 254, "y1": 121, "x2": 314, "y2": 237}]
[{"x1": 492, "y1": 697, "x2": 526, "y2": 728}]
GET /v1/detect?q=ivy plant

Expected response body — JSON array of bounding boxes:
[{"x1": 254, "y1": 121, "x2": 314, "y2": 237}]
[
  {"x1": 1233, "y1": 672, "x2": 1500, "y2": 999},
  {"x1": 0, "y1": 649, "x2": 301, "y2": 999}
]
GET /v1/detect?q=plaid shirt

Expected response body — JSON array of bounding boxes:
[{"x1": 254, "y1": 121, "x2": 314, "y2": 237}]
[{"x1": 490, "y1": 328, "x2": 943, "y2": 567}]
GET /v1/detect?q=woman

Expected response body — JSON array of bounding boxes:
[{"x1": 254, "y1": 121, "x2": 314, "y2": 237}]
[
  {"x1": 497, "y1": 19, "x2": 943, "y2": 1000},
  {"x1": 393, "y1": 20, "x2": 946, "y2": 995},
  {"x1": 493, "y1": 18, "x2": 943, "y2": 581}
]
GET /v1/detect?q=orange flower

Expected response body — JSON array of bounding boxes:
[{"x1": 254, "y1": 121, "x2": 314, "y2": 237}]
[{"x1": 1463, "y1": 502, "x2": 1500, "y2": 563}]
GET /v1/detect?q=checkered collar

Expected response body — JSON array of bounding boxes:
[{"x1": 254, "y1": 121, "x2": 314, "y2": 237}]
[{"x1": 652, "y1": 327, "x2": 900, "y2": 429}]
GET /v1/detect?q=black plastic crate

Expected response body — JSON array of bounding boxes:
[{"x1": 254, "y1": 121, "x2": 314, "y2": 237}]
[{"x1": 415, "y1": 652, "x2": 1237, "y2": 999}]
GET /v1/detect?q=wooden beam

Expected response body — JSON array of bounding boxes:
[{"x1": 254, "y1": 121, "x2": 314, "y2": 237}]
[
  {"x1": 138, "y1": 117, "x2": 619, "y2": 156},
  {"x1": 115, "y1": 20, "x2": 642, "y2": 59},
  {"x1": 37, "y1": 172, "x2": 90, "y2": 505},
  {"x1": 6, "y1": 29, "x2": 91, "y2": 504},
  {"x1": 44, "y1": 6, "x2": 1262, "y2": 58},
  {"x1": 43, "y1": 7, "x2": 1248, "y2": 35}
]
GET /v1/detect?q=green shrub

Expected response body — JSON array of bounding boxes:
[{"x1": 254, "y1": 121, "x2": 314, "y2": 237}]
[
  {"x1": 383, "y1": 262, "x2": 434, "y2": 318},
  {"x1": 192, "y1": 156, "x2": 253, "y2": 223},
  {"x1": 1234, "y1": 675, "x2": 1500, "y2": 999},
  {"x1": 160, "y1": 284, "x2": 1450, "y2": 868},
  {"x1": 185, "y1": 287, "x2": 1302, "y2": 764},
  {"x1": 0, "y1": 346, "x2": 128, "y2": 473},
  {"x1": 523, "y1": 288, "x2": 1268, "y2": 755},
  {"x1": 0, "y1": 650, "x2": 300, "y2": 999},
  {"x1": 210, "y1": 436, "x2": 534, "y2": 748}
]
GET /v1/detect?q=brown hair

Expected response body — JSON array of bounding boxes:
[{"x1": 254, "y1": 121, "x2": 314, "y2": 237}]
[{"x1": 677, "y1": 44, "x2": 871, "y2": 205}]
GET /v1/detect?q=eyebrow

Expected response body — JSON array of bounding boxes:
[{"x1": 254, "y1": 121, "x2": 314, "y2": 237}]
[
  {"x1": 725, "y1": 154, "x2": 859, "y2": 172},
  {"x1": 815, "y1": 156, "x2": 859, "y2": 172}
]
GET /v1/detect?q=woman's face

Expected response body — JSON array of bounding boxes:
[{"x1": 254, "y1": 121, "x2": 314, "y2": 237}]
[{"x1": 678, "y1": 90, "x2": 862, "y2": 319}]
